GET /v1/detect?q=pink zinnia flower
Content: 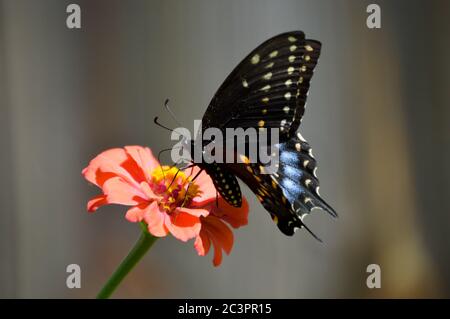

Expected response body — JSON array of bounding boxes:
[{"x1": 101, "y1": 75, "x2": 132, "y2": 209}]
[{"x1": 82, "y1": 145, "x2": 249, "y2": 266}]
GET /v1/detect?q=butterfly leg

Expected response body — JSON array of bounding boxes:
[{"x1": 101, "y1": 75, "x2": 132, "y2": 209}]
[
  {"x1": 158, "y1": 157, "x2": 183, "y2": 184},
  {"x1": 181, "y1": 168, "x2": 203, "y2": 207},
  {"x1": 166, "y1": 163, "x2": 195, "y2": 189},
  {"x1": 216, "y1": 191, "x2": 219, "y2": 208}
]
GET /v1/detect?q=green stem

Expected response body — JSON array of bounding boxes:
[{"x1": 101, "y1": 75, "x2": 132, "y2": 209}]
[{"x1": 96, "y1": 223, "x2": 157, "y2": 299}]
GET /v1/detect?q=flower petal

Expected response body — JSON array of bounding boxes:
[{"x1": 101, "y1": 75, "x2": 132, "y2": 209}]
[
  {"x1": 87, "y1": 194, "x2": 108, "y2": 212},
  {"x1": 212, "y1": 239, "x2": 224, "y2": 267},
  {"x1": 190, "y1": 167, "x2": 219, "y2": 206},
  {"x1": 82, "y1": 148, "x2": 145, "y2": 189},
  {"x1": 140, "y1": 181, "x2": 159, "y2": 201},
  {"x1": 194, "y1": 231, "x2": 211, "y2": 256},
  {"x1": 199, "y1": 215, "x2": 234, "y2": 266},
  {"x1": 125, "y1": 146, "x2": 160, "y2": 182},
  {"x1": 202, "y1": 215, "x2": 234, "y2": 254},
  {"x1": 165, "y1": 211, "x2": 201, "y2": 242},
  {"x1": 125, "y1": 203, "x2": 149, "y2": 222},
  {"x1": 209, "y1": 197, "x2": 249, "y2": 229},
  {"x1": 102, "y1": 176, "x2": 148, "y2": 206},
  {"x1": 82, "y1": 148, "x2": 127, "y2": 186},
  {"x1": 175, "y1": 207, "x2": 209, "y2": 218},
  {"x1": 143, "y1": 202, "x2": 169, "y2": 237}
]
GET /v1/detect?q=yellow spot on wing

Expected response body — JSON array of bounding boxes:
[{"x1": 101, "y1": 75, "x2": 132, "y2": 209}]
[
  {"x1": 271, "y1": 180, "x2": 277, "y2": 189},
  {"x1": 239, "y1": 154, "x2": 250, "y2": 164}
]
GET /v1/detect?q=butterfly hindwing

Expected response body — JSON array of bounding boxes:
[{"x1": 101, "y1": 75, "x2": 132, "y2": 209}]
[
  {"x1": 224, "y1": 134, "x2": 336, "y2": 236},
  {"x1": 276, "y1": 133, "x2": 337, "y2": 219},
  {"x1": 201, "y1": 163, "x2": 242, "y2": 207}
]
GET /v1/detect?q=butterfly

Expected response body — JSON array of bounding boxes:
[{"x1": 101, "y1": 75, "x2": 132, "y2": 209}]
[{"x1": 159, "y1": 31, "x2": 336, "y2": 238}]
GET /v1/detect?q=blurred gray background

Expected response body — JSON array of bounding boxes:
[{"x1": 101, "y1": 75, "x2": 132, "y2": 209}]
[{"x1": 0, "y1": 0, "x2": 449, "y2": 298}]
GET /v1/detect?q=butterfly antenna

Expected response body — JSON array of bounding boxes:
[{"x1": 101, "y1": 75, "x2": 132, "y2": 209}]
[
  {"x1": 157, "y1": 147, "x2": 177, "y2": 164},
  {"x1": 157, "y1": 147, "x2": 184, "y2": 168},
  {"x1": 164, "y1": 98, "x2": 183, "y2": 127},
  {"x1": 153, "y1": 116, "x2": 175, "y2": 132},
  {"x1": 154, "y1": 116, "x2": 187, "y2": 140}
]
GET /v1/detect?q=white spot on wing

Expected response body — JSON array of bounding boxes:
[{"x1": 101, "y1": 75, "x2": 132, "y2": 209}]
[
  {"x1": 297, "y1": 132, "x2": 306, "y2": 141},
  {"x1": 263, "y1": 72, "x2": 272, "y2": 80},
  {"x1": 260, "y1": 85, "x2": 271, "y2": 92},
  {"x1": 251, "y1": 54, "x2": 260, "y2": 64},
  {"x1": 269, "y1": 50, "x2": 278, "y2": 58}
]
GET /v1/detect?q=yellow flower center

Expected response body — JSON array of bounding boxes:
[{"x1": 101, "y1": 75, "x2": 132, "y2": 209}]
[{"x1": 150, "y1": 166, "x2": 200, "y2": 212}]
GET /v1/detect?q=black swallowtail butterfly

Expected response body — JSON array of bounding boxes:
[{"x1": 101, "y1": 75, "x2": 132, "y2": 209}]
[{"x1": 159, "y1": 31, "x2": 336, "y2": 238}]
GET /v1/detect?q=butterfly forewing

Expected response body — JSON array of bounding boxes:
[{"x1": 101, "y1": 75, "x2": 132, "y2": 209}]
[{"x1": 202, "y1": 32, "x2": 321, "y2": 140}]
